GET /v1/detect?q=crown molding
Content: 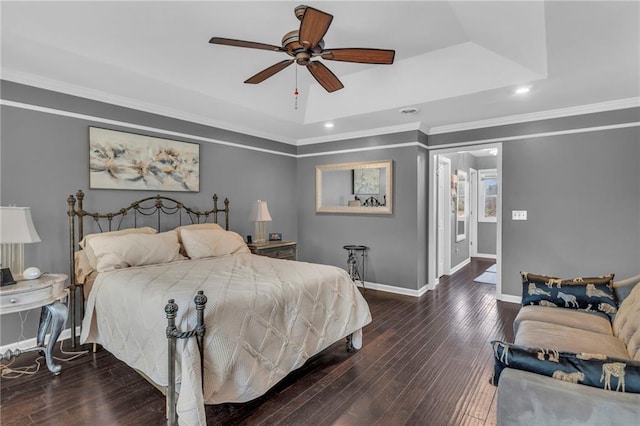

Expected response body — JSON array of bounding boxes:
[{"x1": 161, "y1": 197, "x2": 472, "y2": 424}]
[
  {"x1": 1, "y1": 70, "x2": 297, "y2": 145},
  {"x1": 3, "y1": 70, "x2": 638, "y2": 147},
  {"x1": 297, "y1": 141, "x2": 427, "y2": 158},
  {"x1": 0, "y1": 99, "x2": 297, "y2": 158},
  {"x1": 428, "y1": 97, "x2": 640, "y2": 135},
  {"x1": 296, "y1": 122, "x2": 421, "y2": 146}
]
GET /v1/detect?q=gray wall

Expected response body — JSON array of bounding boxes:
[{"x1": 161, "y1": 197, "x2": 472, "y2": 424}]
[
  {"x1": 297, "y1": 146, "x2": 424, "y2": 290},
  {"x1": 0, "y1": 81, "x2": 297, "y2": 345},
  {"x1": 431, "y1": 107, "x2": 640, "y2": 298},
  {"x1": 500, "y1": 126, "x2": 639, "y2": 296}
]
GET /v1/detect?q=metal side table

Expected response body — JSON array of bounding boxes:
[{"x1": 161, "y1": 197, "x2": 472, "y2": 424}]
[{"x1": 343, "y1": 245, "x2": 367, "y2": 289}]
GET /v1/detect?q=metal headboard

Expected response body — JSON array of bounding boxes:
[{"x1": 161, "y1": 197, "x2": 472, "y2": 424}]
[{"x1": 66, "y1": 189, "x2": 229, "y2": 347}]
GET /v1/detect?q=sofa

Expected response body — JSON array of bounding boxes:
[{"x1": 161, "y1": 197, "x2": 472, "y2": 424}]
[{"x1": 493, "y1": 273, "x2": 640, "y2": 425}]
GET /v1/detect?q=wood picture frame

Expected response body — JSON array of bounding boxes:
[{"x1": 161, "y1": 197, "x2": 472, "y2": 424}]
[{"x1": 89, "y1": 127, "x2": 200, "y2": 192}]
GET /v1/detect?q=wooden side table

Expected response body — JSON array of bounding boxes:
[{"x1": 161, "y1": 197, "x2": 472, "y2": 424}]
[
  {"x1": 0, "y1": 273, "x2": 69, "y2": 374},
  {"x1": 248, "y1": 241, "x2": 297, "y2": 260}
]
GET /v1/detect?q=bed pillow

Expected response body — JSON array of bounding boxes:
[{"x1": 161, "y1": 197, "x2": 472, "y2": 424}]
[
  {"x1": 521, "y1": 272, "x2": 617, "y2": 314},
  {"x1": 175, "y1": 223, "x2": 224, "y2": 255},
  {"x1": 79, "y1": 227, "x2": 157, "y2": 269},
  {"x1": 180, "y1": 228, "x2": 249, "y2": 259},
  {"x1": 89, "y1": 230, "x2": 183, "y2": 272},
  {"x1": 74, "y1": 250, "x2": 94, "y2": 284},
  {"x1": 490, "y1": 340, "x2": 640, "y2": 393}
]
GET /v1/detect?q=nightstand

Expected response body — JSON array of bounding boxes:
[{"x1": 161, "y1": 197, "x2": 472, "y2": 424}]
[
  {"x1": 248, "y1": 241, "x2": 297, "y2": 260},
  {"x1": 0, "y1": 273, "x2": 69, "y2": 374}
]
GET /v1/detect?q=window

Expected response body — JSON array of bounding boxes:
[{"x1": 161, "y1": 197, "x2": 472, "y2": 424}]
[{"x1": 479, "y1": 169, "x2": 497, "y2": 222}]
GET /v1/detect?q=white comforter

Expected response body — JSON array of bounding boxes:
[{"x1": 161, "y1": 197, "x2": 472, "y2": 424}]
[{"x1": 80, "y1": 253, "x2": 371, "y2": 425}]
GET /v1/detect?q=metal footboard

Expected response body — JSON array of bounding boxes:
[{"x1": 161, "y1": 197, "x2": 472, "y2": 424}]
[{"x1": 164, "y1": 291, "x2": 207, "y2": 426}]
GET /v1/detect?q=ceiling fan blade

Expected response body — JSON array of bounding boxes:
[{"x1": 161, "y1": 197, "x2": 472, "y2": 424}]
[
  {"x1": 244, "y1": 59, "x2": 294, "y2": 84},
  {"x1": 321, "y1": 48, "x2": 395, "y2": 64},
  {"x1": 306, "y1": 61, "x2": 344, "y2": 93},
  {"x1": 209, "y1": 37, "x2": 283, "y2": 52},
  {"x1": 299, "y1": 7, "x2": 333, "y2": 50}
]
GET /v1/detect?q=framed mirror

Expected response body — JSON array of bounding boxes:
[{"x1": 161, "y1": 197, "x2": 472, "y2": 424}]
[
  {"x1": 455, "y1": 169, "x2": 467, "y2": 241},
  {"x1": 316, "y1": 160, "x2": 393, "y2": 214}
]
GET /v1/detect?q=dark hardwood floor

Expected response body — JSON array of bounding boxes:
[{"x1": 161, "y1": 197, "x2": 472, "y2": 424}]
[{"x1": 1, "y1": 258, "x2": 520, "y2": 425}]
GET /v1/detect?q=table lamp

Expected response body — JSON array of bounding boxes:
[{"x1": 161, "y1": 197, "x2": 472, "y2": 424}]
[
  {"x1": 0, "y1": 206, "x2": 41, "y2": 285},
  {"x1": 251, "y1": 200, "x2": 272, "y2": 244}
]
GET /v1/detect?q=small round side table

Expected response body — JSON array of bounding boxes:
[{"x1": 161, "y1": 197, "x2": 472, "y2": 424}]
[
  {"x1": 0, "y1": 273, "x2": 69, "y2": 374},
  {"x1": 343, "y1": 245, "x2": 367, "y2": 289}
]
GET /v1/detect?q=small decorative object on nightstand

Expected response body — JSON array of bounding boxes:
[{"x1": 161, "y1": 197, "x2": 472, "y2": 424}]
[
  {"x1": 0, "y1": 273, "x2": 69, "y2": 374},
  {"x1": 248, "y1": 241, "x2": 296, "y2": 260}
]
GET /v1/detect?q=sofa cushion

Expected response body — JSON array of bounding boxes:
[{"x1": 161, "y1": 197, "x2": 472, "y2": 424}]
[
  {"x1": 521, "y1": 272, "x2": 617, "y2": 315},
  {"x1": 497, "y1": 368, "x2": 640, "y2": 426},
  {"x1": 613, "y1": 282, "x2": 640, "y2": 361},
  {"x1": 514, "y1": 305, "x2": 613, "y2": 336},
  {"x1": 491, "y1": 341, "x2": 640, "y2": 393},
  {"x1": 515, "y1": 320, "x2": 630, "y2": 359}
]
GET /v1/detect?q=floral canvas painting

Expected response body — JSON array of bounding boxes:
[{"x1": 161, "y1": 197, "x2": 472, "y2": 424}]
[
  {"x1": 89, "y1": 127, "x2": 199, "y2": 192},
  {"x1": 353, "y1": 168, "x2": 381, "y2": 195}
]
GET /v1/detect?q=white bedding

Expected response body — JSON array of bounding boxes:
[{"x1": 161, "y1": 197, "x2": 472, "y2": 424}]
[{"x1": 80, "y1": 253, "x2": 371, "y2": 425}]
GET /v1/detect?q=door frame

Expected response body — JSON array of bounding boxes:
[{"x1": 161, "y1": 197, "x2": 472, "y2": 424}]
[
  {"x1": 469, "y1": 168, "x2": 478, "y2": 257},
  {"x1": 436, "y1": 155, "x2": 451, "y2": 280}
]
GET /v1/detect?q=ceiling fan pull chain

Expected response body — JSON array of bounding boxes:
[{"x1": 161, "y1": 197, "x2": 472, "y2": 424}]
[{"x1": 294, "y1": 65, "x2": 299, "y2": 110}]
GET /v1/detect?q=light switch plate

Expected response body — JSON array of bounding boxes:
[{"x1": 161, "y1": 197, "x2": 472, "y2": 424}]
[{"x1": 512, "y1": 210, "x2": 527, "y2": 220}]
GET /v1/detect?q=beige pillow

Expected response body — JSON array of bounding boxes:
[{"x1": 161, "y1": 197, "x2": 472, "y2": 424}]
[
  {"x1": 181, "y1": 229, "x2": 249, "y2": 259},
  {"x1": 90, "y1": 230, "x2": 183, "y2": 272},
  {"x1": 74, "y1": 250, "x2": 94, "y2": 284},
  {"x1": 80, "y1": 227, "x2": 157, "y2": 269},
  {"x1": 175, "y1": 223, "x2": 224, "y2": 255}
]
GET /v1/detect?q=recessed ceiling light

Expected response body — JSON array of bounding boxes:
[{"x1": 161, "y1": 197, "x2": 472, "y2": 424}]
[
  {"x1": 324, "y1": 122, "x2": 334, "y2": 128},
  {"x1": 514, "y1": 86, "x2": 531, "y2": 95},
  {"x1": 399, "y1": 107, "x2": 420, "y2": 115}
]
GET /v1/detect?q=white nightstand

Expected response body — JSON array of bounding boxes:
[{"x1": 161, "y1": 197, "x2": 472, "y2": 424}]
[{"x1": 0, "y1": 273, "x2": 69, "y2": 374}]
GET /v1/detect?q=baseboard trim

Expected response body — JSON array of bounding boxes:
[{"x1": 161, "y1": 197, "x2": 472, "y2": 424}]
[
  {"x1": 0, "y1": 326, "x2": 81, "y2": 354},
  {"x1": 497, "y1": 294, "x2": 522, "y2": 304},
  {"x1": 474, "y1": 253, "x2": 497, "y2": 260},
  {"x1": 450, "y1": 258, "x2": 471, "y2": 275},
  {"x1": 355, "y1": 281, "x2": 430, "y2": 298}
]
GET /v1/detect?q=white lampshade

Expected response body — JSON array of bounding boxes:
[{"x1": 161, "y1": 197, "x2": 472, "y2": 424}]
[
  {"x1": 1, "y1": 206, "x2": 41, "y2": 281},
  {"x1": 252, "y1": 200, "x2": 272, "y2": 222},
  {"x1": 251, "y1": 200, "x2": 272, "y2": 244},
  {"x1": 0, "y1": 206, "x2": 41, "y2": 243}
]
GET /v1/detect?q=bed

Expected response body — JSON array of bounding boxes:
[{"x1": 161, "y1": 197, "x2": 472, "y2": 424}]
[{"x1": 66, "y1": 190, "x2": 371, "y2": 426}]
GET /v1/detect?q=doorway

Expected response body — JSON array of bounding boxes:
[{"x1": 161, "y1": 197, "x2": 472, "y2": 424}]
[{"x1": 428, "y1": 144, "x2": 502, "y2": 297}]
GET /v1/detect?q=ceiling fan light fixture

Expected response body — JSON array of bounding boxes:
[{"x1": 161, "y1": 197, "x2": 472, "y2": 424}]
[
  {"x1": 399, "y1": 107, "x2": 420, "y2": 116},
  {"x1": 210, "y1": 4, "x2": 395, "y2": 93}
]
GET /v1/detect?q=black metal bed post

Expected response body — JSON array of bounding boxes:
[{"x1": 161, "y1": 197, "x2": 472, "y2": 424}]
[
  {"x1": 165, "y1": 291, "x2": 207, "y2": 426},
  {"x1": 194, "y1": 291, "x2": 207, "y2": 390},
  {"x1": 164, "y1": 299, "x2": 178, "y2": 426},
  {"x1": 66, "y1": 194, "x2": 77, "y2": 348}
]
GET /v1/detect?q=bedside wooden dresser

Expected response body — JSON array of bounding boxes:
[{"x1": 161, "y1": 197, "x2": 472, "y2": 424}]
[
  {"x1": 247, "y1": 241, "x2": 297, "y2": 260},
  {"x1": 0, "y1": 273, "x2": 69, "y2": 374}
]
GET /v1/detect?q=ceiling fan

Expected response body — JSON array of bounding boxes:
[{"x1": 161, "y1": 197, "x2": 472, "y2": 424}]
[{"x1": 209, "y1": 4, "x2": 395, "y2": 93}]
